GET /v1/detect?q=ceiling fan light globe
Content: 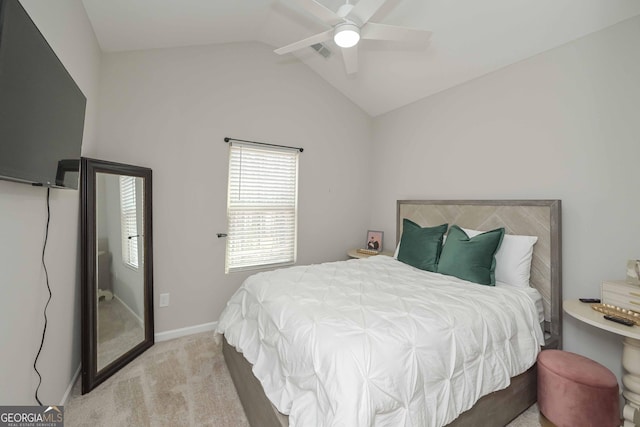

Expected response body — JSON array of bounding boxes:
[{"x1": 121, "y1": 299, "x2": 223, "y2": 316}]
[{"x1": 334, "y1": 23, "x2": 360, "y2": 48}]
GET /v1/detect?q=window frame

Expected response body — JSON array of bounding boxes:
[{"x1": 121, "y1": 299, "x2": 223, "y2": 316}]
[
  {"x1": 119, "y1": 175, "x2": 140, "y2": 270},
  {"x1": 225, "y1": 141, "x2": 299, "y2": 273}
]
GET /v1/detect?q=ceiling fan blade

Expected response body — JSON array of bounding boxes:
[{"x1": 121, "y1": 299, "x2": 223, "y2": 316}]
[
  {"x1": 347, "y1": 0, "x2": 387, "y2": 25},
  {"x1": 293, "y1": 0, "x2": 343, "y2": 25},
  {"x1": 274, "y1": 29, "x2": 333, "y2": 55},
  {"x1": 361, "y1": 22, "x2": 432, "y2": 44},
  {"x1": 341, "y1": 46, "x2": 358, "y2": 75}
]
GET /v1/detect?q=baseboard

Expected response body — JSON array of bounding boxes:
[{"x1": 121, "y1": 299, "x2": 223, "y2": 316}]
[
  {"x1": 154, "y1": 321, "x2": 218, "y2": 342},
  {"x1": 114, "y1": 294, "x2": 144, "y2": 328},
  {"x1": 60, "y1": 365, "x2": 81, "y2": 406}
]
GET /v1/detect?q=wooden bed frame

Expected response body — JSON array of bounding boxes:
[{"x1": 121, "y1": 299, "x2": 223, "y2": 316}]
[{"x1": 222, "y1": 199, "x2": 562, "y2": 427}]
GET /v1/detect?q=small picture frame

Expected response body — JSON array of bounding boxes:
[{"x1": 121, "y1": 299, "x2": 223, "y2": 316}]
[
  {"x1": 365, "y1": 230, "x2": 383, "y2": 252},
  {"x1": 627, "y1": 259, "x2": 640, "y2": 285}
]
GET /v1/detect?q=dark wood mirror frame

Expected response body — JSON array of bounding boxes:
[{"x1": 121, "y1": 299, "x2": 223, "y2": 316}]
[{"x1": 80, "y1": 157, "x2": 154, "y2": 393}]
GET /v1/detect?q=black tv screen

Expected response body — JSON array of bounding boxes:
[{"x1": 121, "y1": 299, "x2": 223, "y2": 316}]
[{"x1": 0, "y1": 0, "x2": 86, "y2": 189}]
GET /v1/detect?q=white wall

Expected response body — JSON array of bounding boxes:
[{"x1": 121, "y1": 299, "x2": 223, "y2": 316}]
[
  {"x1": 90, "y1": 42, "x2": 373, "y2": 333},
  {"x1": 0, "y1": 0, "x2": 101, "y2": 405},
  {"x1": 371, "y1": 16, "x2": 640, "y2": 380}
]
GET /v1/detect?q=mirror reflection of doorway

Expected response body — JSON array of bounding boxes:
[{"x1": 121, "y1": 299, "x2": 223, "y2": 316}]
[{"x1": 95, "y1": 173, "x2": 145, "y2": 371}]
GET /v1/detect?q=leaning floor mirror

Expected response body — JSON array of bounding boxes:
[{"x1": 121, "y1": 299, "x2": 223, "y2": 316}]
[{"x1": 81, "y1": 157, "x2": 154, "y2": 393}]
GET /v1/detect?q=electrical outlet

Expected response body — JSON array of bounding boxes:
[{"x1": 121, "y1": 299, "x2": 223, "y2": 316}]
[{"x1": 159, "y1": 293, "x2": 170, "y2": 307}]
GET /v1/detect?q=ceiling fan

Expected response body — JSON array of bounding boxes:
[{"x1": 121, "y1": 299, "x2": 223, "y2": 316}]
[{"x1": 274, "y1": 0, "x2": 432, "y2": 75}]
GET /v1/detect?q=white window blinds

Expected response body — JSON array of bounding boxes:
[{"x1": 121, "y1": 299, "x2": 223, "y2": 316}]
[
  {"x1": 120, "y1": 175, "x2": 140, "y2": 269},
  {"x1": 226, "y1": 142, "x2": 299, "y2": 273}
]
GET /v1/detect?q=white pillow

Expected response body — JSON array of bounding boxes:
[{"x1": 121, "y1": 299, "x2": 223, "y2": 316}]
[{"x1": 462, "y1": 228, "x2": 538, "y2": 288}]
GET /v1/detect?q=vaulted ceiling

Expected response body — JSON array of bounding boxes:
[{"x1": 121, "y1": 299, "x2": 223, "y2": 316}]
[{"x1": 81, "y1": 0, "x2": 640, "y2": 116}]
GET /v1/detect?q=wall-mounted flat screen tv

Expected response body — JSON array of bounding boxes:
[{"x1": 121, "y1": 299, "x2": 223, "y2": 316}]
[{"x1": 0, "y1": 0, "x2": 86, "y2": 189}]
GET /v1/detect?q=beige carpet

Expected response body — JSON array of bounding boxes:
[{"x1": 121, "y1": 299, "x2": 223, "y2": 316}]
[
  {"x1": 66, "y1": 332, "x2": 249, "y2": 426},
  {"x1": 66, "y1": 332, "x2": 541, "y2": 426},
  {"x1": 97, "y1": 297, "x2": 145, "y2": 370}
]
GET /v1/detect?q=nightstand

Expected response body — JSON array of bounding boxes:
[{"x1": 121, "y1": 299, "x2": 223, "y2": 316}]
[{"x1": 347, "y1": 249, "x2": 393, "y2": 259}]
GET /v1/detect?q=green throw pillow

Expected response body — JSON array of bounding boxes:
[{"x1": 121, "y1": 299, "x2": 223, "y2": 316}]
[
  {"x1": 397, "y1": 219, "x2": 448, "y2": 272},
  {"x1": 437, "y1": 225, "x2": 505, "y2": 286}
]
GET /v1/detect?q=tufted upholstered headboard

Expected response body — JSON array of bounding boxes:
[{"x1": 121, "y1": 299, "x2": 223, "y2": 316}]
[{"x1": 397, "y1": 200, "x2": 562, "y2": 348}]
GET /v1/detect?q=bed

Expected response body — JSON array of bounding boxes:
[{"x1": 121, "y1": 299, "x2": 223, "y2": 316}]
[{"x1": 217, "y1": 200, "x2": 562, "y2": 427}]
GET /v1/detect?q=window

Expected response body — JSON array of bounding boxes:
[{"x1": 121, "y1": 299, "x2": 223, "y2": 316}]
[
  {"x1": 120, "y1": 175, "x2": 140, "y2": 269},
  {"x1": 226, "y1": 142, "x2": 299, "y2": 273}
]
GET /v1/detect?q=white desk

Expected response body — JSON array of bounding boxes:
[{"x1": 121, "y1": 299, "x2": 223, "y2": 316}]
[{"x1": 564, "y1": 299, "x2": 640, "y2": 427}]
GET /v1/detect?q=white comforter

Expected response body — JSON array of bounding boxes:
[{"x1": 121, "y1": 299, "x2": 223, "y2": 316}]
[{"x1": 217, "y1": 255, "x2": 544, "y2": 427}]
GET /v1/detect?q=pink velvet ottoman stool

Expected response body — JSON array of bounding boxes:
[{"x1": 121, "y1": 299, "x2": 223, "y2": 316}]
[{"x1": 537, "y1": 350, "x2": 620, "y2": 427}]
